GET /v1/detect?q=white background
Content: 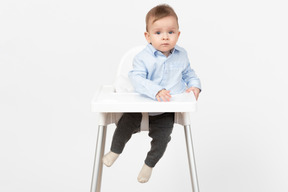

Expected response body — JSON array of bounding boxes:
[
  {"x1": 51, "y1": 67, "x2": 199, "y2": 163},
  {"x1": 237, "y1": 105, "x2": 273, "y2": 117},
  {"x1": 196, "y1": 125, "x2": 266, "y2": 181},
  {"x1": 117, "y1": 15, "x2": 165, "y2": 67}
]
[{"x1": 1, "y1": 0, "x2": 288, "y2": 192}]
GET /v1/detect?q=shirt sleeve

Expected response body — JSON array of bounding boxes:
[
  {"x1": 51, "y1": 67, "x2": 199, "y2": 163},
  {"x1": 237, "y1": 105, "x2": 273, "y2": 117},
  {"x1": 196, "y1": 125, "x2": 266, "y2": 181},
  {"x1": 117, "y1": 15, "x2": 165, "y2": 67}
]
[
  {"x1": 182, "y1": 57, "x2": 202, "y2": 91},
  {"x1": 128, "y1": 57, "x2": 164, "y2": 100}
]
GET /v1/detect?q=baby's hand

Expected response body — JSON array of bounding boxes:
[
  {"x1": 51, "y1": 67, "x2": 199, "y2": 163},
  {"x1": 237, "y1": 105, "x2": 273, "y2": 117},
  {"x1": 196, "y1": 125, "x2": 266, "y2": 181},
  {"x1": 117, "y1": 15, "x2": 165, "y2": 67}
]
[
  {"x1": 186, "y1": 87, "x2": 200, "y2": 100},
  {"x1": 156, "y1": 89, "x2": 171, "y2": 102}
]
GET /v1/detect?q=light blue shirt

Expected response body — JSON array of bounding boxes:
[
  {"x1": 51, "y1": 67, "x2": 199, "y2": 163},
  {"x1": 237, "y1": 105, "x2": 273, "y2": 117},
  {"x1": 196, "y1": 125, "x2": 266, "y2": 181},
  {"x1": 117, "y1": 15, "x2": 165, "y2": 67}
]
[{"x1": 128, "y1": 43, "x2": 201, "y2": 100}]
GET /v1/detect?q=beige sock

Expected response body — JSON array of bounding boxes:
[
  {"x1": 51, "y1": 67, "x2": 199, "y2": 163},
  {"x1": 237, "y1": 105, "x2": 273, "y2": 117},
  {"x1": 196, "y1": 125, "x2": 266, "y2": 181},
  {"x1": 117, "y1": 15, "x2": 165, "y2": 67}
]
[
  {"x1": 137, "y1": 164, "x2": 153, "y2": 183},
  {"x1": 102, "y1": 151, "x2": 119, "y2": 167}
]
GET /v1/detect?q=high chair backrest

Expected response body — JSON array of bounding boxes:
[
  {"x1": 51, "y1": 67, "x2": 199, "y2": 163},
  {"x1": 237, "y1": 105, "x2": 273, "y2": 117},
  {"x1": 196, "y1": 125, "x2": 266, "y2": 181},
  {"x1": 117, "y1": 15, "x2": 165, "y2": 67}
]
[{"x1": 114, "y1": 45, "x2": 146, "y2": 93}]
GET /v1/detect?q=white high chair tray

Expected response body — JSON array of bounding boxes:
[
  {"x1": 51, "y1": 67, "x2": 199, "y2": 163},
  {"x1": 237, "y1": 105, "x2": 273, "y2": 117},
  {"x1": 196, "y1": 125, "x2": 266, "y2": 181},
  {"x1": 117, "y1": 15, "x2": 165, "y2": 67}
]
[{"x1": 91, "y1": 85, "x2": 197, "y2": 113}]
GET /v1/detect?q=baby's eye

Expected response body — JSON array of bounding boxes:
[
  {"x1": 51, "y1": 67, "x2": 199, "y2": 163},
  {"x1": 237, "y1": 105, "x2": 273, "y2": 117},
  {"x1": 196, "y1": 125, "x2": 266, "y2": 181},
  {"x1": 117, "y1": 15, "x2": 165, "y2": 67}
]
[
  {"x1": 156, "y1": 31, "x2": 161, "y2": 35},
  {"x1": 169, "y1": 31, "x2": 174, "y2": 34}
]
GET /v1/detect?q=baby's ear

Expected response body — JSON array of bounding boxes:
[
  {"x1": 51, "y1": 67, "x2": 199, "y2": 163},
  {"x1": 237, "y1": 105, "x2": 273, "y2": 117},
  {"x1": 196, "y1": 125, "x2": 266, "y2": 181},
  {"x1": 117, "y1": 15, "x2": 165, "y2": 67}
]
[{"x1": 144, "y1": 32, "x2": 151, "y2": 43}]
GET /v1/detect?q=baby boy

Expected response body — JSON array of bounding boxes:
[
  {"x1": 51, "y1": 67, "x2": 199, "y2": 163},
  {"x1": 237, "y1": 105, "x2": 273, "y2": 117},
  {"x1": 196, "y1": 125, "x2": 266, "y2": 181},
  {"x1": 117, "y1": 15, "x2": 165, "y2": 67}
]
[{"x1": 102, "y1": 4, "x2": 201, "y2": 183}]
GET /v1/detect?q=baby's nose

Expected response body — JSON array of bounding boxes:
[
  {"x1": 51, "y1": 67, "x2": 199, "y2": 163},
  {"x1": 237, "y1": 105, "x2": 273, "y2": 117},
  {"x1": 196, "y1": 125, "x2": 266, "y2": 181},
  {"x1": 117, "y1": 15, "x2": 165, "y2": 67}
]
[{"x1": 162, "y1": 33, "x2": 169, "y2": 40}]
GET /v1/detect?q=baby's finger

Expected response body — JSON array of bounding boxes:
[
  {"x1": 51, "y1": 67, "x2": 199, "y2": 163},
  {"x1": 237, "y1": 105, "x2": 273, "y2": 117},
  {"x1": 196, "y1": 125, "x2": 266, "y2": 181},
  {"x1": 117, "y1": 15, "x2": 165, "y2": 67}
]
[
  {"x1": 156, "y1": 95, "x2": 161, "y2": 102},
  {"x1": 192, "y1": 90, "x2": 199, "y2": 100},
  {"x1": 160, "y1": 95, "x2": 167, "y2": 102},
  {"x1": 165, "y1": 92, "x2": 172, "y2": 98},
  {"x1": 163, "y1": 94, "x2": 171, "y2": 102}
]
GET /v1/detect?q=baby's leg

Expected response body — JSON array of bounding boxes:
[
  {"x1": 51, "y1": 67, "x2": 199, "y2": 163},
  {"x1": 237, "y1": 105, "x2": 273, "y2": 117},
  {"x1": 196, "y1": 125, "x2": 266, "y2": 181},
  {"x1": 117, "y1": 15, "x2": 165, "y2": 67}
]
[
  {"x1": 103, "y1": 113, "x2": 142, "y2": 167},
  {"x1": 138, "y1": 113, "x2": 174, "y2": 183}
]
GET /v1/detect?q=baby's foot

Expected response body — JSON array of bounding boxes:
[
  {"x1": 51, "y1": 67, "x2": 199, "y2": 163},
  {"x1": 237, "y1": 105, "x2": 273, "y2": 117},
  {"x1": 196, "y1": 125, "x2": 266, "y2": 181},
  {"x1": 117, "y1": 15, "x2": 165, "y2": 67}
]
[
  {"x1": 137, "y1": 164, "x2": 153, "y2": 183},
  {"x1": 102, "y1": 151, "x2": 119, "y2": 167}
]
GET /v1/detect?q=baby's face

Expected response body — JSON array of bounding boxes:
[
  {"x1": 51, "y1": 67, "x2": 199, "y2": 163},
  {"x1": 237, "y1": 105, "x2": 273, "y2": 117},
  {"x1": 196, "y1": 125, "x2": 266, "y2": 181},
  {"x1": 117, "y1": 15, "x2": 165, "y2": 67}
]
[{"x1": 145, "y1": 16, "x2": 180, "y2": 57}]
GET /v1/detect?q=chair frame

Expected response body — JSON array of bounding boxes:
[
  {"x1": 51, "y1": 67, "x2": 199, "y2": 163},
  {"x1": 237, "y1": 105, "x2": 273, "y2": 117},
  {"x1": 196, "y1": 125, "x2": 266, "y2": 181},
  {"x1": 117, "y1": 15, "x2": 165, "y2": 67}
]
[{"x1": 90, "y1": 112, "x2": 200, "y2": 192}]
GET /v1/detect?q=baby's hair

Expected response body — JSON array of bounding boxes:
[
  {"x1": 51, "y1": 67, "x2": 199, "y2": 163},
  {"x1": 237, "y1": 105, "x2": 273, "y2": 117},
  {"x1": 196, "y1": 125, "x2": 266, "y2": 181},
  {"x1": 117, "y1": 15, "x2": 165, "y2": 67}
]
[{"x1": 145, "y1": 4, "x2": 179, "y2": 32}]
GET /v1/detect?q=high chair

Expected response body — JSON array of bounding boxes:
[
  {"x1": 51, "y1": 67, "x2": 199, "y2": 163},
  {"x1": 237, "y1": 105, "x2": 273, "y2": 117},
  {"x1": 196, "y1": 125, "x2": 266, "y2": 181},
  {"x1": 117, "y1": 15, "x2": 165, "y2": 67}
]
[{"x1": 90, "y1": 45, "x2": 200, "y2": 192}]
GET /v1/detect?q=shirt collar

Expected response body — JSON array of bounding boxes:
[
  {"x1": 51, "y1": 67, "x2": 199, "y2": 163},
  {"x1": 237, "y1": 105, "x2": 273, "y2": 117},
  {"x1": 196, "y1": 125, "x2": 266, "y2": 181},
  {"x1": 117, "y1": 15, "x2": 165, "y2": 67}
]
[{"x1": 146, "y1": 43, "x2": 180, "y2": 57}]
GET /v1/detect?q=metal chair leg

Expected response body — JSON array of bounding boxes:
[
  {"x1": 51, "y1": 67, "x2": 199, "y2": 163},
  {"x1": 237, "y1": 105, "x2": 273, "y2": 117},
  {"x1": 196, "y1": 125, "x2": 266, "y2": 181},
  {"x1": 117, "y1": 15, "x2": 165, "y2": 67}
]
[
  {"x1": 184, "y1": 125, "x2": 200, "y2": 192},
  {"x1": 90, "y1": 125, "x2": 107, "y2": 192}
]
